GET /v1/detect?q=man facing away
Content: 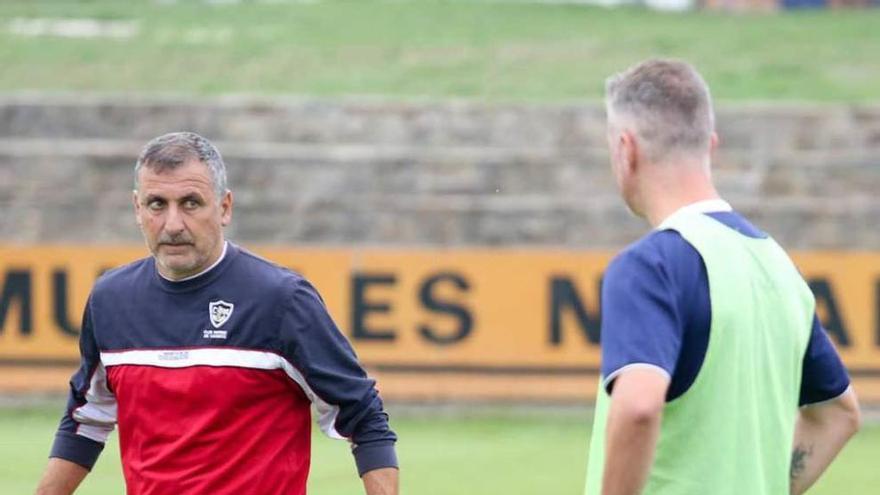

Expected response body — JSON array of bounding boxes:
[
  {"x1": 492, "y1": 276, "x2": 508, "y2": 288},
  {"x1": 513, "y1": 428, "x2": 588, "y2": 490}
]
[
  {"x1": 585, "y1": 59, "x2": 860, "y2": 495},
  {"x1": 36, "y1": 132, "x2": 399, "y2": 495}
]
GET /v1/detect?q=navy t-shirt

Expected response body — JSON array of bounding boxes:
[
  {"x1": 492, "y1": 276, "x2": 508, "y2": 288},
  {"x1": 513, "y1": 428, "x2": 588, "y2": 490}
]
[{"x1": 600, "y1": 210, "x2": 851, "y2": 406}]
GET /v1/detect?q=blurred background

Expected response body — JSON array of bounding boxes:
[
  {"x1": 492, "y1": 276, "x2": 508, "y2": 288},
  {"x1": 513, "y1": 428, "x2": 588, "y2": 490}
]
[{"x1": 1, "y1": 0, "x2": 879, "y2": 493}]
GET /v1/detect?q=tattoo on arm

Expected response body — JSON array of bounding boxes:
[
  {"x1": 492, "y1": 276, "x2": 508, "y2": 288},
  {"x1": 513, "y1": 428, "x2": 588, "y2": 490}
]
[{"x1": 790, "y1": 444, "x2": 813, "y2": 480}]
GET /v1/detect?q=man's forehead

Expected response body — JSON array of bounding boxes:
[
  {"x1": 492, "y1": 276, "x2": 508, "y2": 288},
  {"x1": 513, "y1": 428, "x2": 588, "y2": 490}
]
[{"x1": 137, "y1": 161, "x2": 213, "y2": 192}]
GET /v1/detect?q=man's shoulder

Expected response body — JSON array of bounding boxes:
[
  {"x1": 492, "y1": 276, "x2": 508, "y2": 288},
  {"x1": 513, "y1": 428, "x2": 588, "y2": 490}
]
[
  {"x1": 610, "y1": 229, "x2": 698, "y2": 276},
  {"x1": 610, "y1": 209, "x2": 765, "y2": 273},
  {"x1": 230, "y1": 247, "x2": 327, "y2": 312},
  {"x1": 91, "y1": 256, "x2": 154, "y2": 296},
  {"x1": 232, "y1": 245, "x2": 307, "y2": 289}
]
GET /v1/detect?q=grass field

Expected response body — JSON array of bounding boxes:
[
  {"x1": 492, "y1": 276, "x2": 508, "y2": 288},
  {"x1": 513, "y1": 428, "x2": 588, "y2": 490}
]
[
  {"x1": 1, "y1": 0, "x2": 880, "y2": 101},
  {"x1": 2, "y1": 404, "x2": 878, "y2": 494}
]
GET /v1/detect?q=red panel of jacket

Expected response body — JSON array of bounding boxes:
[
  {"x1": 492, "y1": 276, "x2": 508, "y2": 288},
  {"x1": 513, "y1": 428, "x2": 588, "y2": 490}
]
[{"x1": 108, "y1": 365, "x2": 312, "y2": 495}]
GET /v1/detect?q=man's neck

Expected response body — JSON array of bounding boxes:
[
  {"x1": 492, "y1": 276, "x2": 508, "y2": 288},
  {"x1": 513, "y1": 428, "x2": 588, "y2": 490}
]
[{"x1": 641, "y1": 166, "x2": 721, "y2": 228}]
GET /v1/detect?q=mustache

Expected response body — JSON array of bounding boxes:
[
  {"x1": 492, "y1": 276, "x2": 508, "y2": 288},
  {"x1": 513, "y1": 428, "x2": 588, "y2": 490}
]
[{"x1": 158, "y1": 234, "x2": 194, "y2": 246}]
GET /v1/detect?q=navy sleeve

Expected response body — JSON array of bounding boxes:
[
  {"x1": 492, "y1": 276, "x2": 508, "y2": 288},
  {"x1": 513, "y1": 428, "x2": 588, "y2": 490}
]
[
  {"x1": 279, "y1": 278, "x2": 398, "y2": 476},
  {"x1": 599, "y1": 239, "x2": 684, "y2": 393},
  {"x1": 50, "y1": 297, "x2": 116, "y2": 470},
  {"x1": 800, "y1": 314, "x2": 851, "y2": 406}
]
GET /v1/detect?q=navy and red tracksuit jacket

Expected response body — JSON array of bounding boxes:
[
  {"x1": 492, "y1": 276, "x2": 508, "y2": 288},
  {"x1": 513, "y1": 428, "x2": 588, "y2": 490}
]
[{"x1": 50, "y1": 242, "x2": 397, "y2": 494}]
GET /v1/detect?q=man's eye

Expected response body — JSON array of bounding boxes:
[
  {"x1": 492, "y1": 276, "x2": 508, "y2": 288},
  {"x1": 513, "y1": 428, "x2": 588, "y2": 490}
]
[
  {"x1": 183, "y1": 199, "x2": 200, "y2": 209},
  {"x1": 147, "y1": 200, "x2": 164, "y2": 210}
]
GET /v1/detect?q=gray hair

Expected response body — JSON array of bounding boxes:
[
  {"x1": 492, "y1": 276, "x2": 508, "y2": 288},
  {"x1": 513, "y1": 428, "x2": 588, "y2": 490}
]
[
  {"x1": 134, "y1": 131, "x2": 228, "y2": 200},
  {"x1": 605, "y1": 59, "x2": 715, "y2": 162}
]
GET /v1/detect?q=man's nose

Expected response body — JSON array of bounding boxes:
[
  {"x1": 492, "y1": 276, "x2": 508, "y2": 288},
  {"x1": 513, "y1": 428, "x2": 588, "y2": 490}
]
[{"x1": 163, "y1": 205, "x2": 186, "y2": 235}]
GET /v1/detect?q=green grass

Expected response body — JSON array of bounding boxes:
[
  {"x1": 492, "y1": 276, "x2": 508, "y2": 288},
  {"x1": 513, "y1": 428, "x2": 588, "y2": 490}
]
[
  {"x1": 0, "y1": 0, "x2": 879, "y2": 101},
  {"x1": 2, "y1": 404, "x2": 878, "y2": 494}
]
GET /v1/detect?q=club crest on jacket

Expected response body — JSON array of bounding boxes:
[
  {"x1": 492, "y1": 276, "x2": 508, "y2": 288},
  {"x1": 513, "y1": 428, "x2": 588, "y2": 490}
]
[{"x1": 209, "y1": 300, "x2": 234, "y2": 328}]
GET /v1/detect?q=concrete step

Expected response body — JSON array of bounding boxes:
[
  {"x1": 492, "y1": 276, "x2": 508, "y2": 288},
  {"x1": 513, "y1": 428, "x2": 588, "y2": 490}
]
[
  {"x1": 3, "y1": 95, "x2": 880, "y2": 151},
  {"x1": 0, "y1": 94, "x2": 609, "y2": 148}
]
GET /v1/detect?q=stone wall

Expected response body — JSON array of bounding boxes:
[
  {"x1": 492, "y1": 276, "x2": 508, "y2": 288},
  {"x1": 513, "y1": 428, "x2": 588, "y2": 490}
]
[{"x1": 1, "y1": 94, "x2": 878, "y2": 249}]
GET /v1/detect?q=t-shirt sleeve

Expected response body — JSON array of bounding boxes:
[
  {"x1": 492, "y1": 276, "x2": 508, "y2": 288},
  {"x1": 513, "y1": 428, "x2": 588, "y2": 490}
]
[
  {"x1": 279, "y1": 277, "x2": 398, "y2": 476},
  {"x1": 799, "y1": 314, "x2": 851, "y2": 406},
  {"x1": 599, "y1": 242, "x2": 684, "y2": 394},
  {"x1": 50, "y1": 295, "x2": 117, "y2": 470}
]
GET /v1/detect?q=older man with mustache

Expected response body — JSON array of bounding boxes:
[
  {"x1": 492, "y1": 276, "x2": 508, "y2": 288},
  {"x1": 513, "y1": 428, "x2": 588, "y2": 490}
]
[{"x1": 36, "y1": 132, "x2": 399, "y2": 495}]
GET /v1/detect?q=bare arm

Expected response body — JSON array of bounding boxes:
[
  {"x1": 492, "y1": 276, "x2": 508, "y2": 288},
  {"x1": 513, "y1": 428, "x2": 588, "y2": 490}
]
[
  {"x1": 790, "y1": 387, "x2": 860, "y2": 495},
  {"x1": 602, "y1": 368, "x2": 670, "y2": 495},
  {"x1": 35, "y1": 458, "x2": 89, "y2": 495},
  {"x1": 362, "y1": 467, "x2": 399, "y2": 495}
]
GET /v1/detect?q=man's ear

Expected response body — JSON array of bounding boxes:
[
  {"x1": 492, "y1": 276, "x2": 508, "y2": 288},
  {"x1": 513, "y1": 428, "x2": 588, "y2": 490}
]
[
  {"x1": 709, "y1": 132, "x2": 719, "y2": 153},
  {"x1": 132, "y1": 190, "x2": 142, "y2": 226},
  {"x1": 220, "y1": 190, "x2": 233, "y2": 227},
  {"x1": 620, "y1": 130, "x2": 639, "y2": 176}
]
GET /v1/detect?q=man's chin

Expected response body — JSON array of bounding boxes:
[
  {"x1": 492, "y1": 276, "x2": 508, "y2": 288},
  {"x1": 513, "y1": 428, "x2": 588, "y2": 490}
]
[{"x1": 156, "y1": 255, "x2": 199, "y2": 280}]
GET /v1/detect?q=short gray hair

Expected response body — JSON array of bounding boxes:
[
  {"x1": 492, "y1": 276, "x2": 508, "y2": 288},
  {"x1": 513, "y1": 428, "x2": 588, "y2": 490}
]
[
  {"x1": 134, "y1": 132, "x2": 228, "y2": 199},
  {"x1": 605, "y1": 59, "x2": 714, "y2": 161}
]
